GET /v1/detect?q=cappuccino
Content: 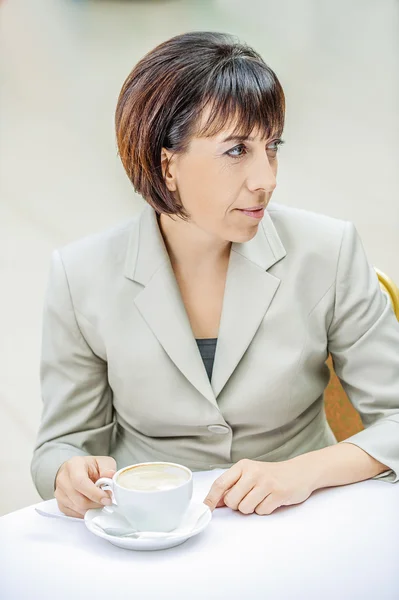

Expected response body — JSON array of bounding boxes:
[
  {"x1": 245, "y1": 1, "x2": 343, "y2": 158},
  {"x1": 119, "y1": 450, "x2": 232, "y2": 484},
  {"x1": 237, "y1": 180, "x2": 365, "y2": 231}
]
[
  {"x1": 117, "y1": 463, "x2": 189, "y2": 492},
  {"x1": 96, "y1": 461, "x2": 193, "y2": 531}
]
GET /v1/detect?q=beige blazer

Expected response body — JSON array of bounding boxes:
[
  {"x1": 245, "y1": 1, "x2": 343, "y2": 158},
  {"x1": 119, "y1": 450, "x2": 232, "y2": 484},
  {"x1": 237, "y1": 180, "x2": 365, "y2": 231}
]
[{"x1": 31, "y1": 202, "x2": 399, "y2": 499}]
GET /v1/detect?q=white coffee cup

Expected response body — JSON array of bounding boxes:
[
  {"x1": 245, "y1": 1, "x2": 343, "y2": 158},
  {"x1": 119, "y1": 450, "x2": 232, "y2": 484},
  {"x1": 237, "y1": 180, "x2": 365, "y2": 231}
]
[{"x1": 95, "y1": 461, "x2": 193, "y2": 532}]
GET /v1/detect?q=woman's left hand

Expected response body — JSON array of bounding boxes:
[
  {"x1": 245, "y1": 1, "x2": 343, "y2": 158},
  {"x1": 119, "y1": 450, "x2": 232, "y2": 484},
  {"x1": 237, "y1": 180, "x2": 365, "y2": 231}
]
[{"x1": 203, "y1": 457, "x2": 317, "y2": 515}]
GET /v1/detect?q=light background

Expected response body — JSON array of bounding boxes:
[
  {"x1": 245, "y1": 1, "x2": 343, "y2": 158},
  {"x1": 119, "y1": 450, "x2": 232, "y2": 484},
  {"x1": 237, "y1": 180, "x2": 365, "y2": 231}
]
[{"x1": 1, "y1": 0, "x2": 398, "y2": 516}]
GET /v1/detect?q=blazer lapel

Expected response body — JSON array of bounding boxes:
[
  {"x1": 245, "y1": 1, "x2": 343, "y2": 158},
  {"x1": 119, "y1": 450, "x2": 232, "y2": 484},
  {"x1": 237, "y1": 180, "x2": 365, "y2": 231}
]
[
  {"x1": 124, "y1": 204, "x2": 286, "y2": 406},
  {"x1": 211, "y1": 213, "x2": 286, "y2": 398},
  {"x1": 125, "y1": 205, "x2": 217, "y2": 407}
]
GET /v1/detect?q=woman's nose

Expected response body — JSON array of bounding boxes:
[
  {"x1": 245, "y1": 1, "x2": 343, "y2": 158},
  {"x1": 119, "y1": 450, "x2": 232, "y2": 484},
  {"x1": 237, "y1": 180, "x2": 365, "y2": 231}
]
[{"x1": 246, "y1": 154, "x2": 277, "y2": 194}]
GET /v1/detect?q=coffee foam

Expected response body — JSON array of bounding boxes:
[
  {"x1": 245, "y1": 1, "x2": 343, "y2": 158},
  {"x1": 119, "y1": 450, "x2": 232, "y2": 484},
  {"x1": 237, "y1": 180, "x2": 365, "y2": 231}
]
[{"x1": 117, "y1": 463, "x2": 189, "y2": 492}]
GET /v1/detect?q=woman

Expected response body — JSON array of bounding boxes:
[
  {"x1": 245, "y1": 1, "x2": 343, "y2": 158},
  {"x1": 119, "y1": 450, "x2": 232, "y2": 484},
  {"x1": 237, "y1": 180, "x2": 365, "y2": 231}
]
[{"x1": 32, "y1": 32, "x2": 399, "y2": 519}]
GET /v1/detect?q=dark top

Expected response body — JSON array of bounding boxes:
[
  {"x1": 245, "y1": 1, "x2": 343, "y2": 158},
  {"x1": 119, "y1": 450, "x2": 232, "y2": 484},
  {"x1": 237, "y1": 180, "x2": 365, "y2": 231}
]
[{"x1": 196, "y1": 338, "x2": 218, "y2": 381}]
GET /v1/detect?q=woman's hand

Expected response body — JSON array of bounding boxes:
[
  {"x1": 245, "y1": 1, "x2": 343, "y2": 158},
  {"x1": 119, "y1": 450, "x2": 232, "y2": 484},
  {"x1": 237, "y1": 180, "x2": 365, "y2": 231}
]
[
  {"x1": 54, "y1": 456, "x2": 117, "y2": 518},
  {"x1": 203, "y1": 458, "x2": 316, "y2": 515}
]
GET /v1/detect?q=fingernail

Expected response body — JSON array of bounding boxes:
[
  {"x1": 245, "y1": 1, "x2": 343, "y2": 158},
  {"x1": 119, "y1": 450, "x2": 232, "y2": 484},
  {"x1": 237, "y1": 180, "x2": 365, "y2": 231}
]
[{"x1": 101, "y1": 498, "x2": 112, "y2": 506}]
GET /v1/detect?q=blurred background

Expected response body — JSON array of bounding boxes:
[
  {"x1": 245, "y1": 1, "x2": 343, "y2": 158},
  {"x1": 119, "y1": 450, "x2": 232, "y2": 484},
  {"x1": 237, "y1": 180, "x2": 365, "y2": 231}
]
[{"x1": 0, "y1": 0, "x2": 398, "y2": 516}]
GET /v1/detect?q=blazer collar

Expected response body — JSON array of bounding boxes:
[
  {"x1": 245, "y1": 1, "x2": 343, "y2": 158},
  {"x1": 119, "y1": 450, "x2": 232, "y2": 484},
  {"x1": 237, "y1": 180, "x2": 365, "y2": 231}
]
[{"x1": 124, "y1": 204, "x2": 286, "y2": 408}]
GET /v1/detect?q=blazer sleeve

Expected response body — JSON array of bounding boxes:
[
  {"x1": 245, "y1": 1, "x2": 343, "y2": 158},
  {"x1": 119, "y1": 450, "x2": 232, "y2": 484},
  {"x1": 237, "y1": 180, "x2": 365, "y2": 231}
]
[
  {"x1": 31, "y1": 250, "x2": 115, "y2": 500},
  {"x1": 327, "y1": 221, "x2": 399, "y2": 483}
]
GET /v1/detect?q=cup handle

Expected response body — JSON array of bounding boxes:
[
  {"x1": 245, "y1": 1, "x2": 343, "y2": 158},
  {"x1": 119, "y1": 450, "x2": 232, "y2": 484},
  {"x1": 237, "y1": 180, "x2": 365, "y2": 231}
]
[{"x1": 95, "y1": 477, "x2": 116, "y2": 507}]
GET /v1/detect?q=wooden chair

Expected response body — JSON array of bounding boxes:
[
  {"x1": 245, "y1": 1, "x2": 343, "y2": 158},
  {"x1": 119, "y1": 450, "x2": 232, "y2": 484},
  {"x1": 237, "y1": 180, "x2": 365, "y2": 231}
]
[{"x1": 324, "y1": 268, "x2": 399, "y2": 441}]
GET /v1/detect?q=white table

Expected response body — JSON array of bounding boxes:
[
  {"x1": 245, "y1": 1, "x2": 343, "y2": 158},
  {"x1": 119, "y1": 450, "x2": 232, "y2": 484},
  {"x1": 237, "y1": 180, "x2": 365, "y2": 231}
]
[{"x1": 1, "y1": 469, "x2": 398, "y2": 600}]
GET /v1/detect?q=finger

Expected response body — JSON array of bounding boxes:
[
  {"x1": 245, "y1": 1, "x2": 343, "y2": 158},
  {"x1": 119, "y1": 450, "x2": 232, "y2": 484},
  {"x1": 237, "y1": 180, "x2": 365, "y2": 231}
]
[
  {"x1": 255, "y1": 492, "x2": 284, "y2": 516},
  {"x1": 216, "y1": 496, "x2": 227, "y2": 508},
  {"x1": 70, "y1": 462, "x2": 111, "y2": 505},
  {"x1": 67, "y1": 488, "x2": 110, "y2": 513},
  {"x1": 94, "y1": 474, "x2": 115, "y2": 503},
  {"x1": 223, "y1": 475, "x2": 257, "y2": 511},
  {"x1": 203, "y1": 463, "x2": 244, "y2": 511},
  {"x1": 237, "y1": 487, "x2": 272, "y2": 515},
  {"x1": 59, "y1": 486, "x2": 101, "y2": 516},
  {"x1": 55, "y1": 488, "x2": 85, "y2": 518}
]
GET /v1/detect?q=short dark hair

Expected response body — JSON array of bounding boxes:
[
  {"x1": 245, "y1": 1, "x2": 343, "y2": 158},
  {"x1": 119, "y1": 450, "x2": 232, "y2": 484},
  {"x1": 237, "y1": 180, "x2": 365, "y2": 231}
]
[{"x1": 115, "y1": 31, "x2": 285, "y2": 220}]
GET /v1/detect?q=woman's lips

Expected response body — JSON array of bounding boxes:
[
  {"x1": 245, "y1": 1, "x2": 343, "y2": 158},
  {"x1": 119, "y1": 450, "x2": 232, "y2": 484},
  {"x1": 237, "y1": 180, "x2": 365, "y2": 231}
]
[{"x1": 237, "y1": 207, "x2": 265, "y2": 219}]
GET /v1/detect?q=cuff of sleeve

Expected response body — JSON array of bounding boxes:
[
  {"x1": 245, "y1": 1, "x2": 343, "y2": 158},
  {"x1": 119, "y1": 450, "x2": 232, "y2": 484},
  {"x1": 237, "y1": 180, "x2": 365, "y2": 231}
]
[
  {"x1": 338, "y1": 419, "x2": 399, "y2": 483},
  {"x1": 31, "y1": 443, "x2": 89, "y2": 500},
  {"x1": 371, "y1": 469, "x2": 395, "y2": 482}
]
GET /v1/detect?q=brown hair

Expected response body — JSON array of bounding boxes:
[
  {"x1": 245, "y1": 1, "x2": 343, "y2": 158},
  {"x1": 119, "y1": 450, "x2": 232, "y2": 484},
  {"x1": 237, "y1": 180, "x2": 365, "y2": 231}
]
[{"x1": 115, "y1": 31, "x2": 285, "y2": 220}]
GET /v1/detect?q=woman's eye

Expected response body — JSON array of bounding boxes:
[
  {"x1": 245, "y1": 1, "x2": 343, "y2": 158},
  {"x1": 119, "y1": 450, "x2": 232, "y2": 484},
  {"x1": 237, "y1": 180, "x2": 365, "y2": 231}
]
[
  {"x1": 267, "y1": 139, "x2": 285, "y2": 155},
  {"x1": 226, "y1": 144, "x2": 247, "y2": 159},
  {"x1": 226, "y1": 139, "x2": 285, "y2": 160}
]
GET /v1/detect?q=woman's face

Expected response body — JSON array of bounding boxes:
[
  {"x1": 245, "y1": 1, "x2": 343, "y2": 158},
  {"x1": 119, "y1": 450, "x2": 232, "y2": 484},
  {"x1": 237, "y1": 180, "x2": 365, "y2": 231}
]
[{"x1": 162, "y1": 108, "x2": 281, "y2": 244}]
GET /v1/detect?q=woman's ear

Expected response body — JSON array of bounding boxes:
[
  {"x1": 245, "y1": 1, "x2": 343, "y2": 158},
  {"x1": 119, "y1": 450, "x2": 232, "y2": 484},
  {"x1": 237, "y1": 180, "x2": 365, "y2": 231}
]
[{"x1": 161, "y1": 148, "x2": 177, "y2": 192}]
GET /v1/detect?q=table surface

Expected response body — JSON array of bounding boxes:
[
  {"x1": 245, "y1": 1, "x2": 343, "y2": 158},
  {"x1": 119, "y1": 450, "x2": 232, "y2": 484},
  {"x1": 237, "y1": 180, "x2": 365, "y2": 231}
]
[{"x1": 1, "y1": 469, "x2": 398, "y2": 600}]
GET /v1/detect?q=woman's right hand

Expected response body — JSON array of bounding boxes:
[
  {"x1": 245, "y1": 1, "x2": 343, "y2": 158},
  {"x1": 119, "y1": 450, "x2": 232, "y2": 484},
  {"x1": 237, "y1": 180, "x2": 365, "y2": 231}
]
[{"x1": 54, "y1": 455, "x2": 117, "y2": 518}]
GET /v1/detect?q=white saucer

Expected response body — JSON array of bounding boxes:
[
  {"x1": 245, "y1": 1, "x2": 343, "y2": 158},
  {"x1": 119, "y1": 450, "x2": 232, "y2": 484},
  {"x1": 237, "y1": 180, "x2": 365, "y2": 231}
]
[{"x1": 84, "y1": 500, "x2": 212, "y2": 551}]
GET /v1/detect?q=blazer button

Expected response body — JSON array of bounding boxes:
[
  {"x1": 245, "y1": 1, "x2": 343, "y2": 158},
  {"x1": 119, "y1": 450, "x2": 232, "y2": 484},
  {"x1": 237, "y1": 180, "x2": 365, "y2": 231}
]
[{"x1": 207, "y1": 425, "x2": 230, "y2": 434}]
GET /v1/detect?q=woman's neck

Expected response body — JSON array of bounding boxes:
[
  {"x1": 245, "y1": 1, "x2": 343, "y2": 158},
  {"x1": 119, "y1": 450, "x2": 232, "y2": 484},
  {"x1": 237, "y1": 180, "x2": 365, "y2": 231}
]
[{"x1": 158, "y1": 213, "x2": 232, "y2": 274}]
